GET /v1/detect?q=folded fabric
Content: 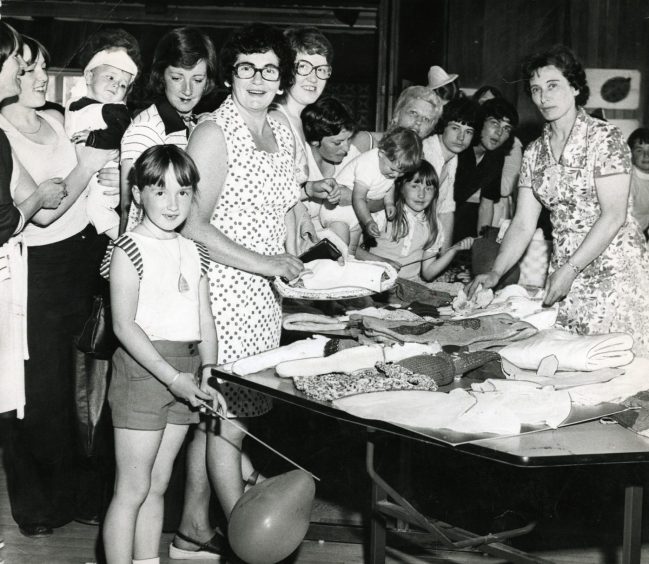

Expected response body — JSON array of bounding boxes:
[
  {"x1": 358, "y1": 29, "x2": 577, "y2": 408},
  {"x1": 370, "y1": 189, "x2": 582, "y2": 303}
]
[
  {"x1": 454, "y1": 380, "x2": 571, "y2": 433},
  {"x1": 439, "y1": 284, "x2": 558, "y2": 331},
  {"x1": 358, "y1": 313, "x2": 537, "y2": 348},
  {"x1": 345, "y1": 306, "x2": 424, "y2": 322},
  {"x1": 293, "y1": 362, "x2": 439, "y2": 402},
  {"x1": 388, "y1": 277, "x2": 451, "y2": 308},
  {"x1": 275, "y1": 342, "x2": 441, "y2": 378},
  {"x1": 451, "y1": 286, "x2": 494, "y2": 314},
  {"x1": 501, "y1": 358, "x2": 623, "y2": 389},
  {"x1": 500, "y1": 328, "x2": 635, "y2": 372},
  {"x1": 333, "y1": 384, "x2": 571, "y2": 436},
  {"x1": 569, "y1": 357, "x2": 649, "y2": 406},
  {"x1": 231, "y1": 335, "x2": 330, "y2": 376},
  {"x1": 333, "y1": 389, "x2": 477, "y2": 429},
  {"x1": 282, "y1": 313, "x2": 348, "y2": 333},
  {"x1": 298, "y1": 259, "x2": 387, "y2": 292}
]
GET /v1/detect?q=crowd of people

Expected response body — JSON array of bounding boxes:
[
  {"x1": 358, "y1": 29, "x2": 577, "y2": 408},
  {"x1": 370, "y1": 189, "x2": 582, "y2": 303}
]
[{"x1": 1, "y1": 16, "x2": 649, "y2": 564}]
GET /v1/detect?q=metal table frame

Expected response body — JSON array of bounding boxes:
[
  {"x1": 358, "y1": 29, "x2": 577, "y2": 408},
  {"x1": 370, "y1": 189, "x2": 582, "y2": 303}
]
[{"x1": 213, "y1": 368, "x2": 649, "y2": 564}]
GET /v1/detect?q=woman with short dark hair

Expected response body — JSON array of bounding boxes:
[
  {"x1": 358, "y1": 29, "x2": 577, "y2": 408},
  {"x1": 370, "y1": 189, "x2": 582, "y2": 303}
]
[
  {"x1": 120, "y1": 26, "x2": 217, "y2": 231},
  {"x1": 468, "y1": 45, "x2": 649, "y2": 353},
  {"x1": 180, "y1": 22, "x2": 304, "y2": 557}
]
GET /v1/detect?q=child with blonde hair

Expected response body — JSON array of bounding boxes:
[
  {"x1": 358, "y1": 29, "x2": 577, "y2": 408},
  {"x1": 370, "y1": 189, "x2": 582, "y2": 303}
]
[{"x1": 320, "y1": 126, "x2": 422, "y2": 248}]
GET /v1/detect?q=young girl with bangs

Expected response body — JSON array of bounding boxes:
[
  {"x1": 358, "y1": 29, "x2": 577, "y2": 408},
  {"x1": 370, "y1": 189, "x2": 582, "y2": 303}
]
[
  {"x1": 355, "y1": 159, "x2": 473, "y2": 282},
  {"x1": 102, "y1": 145, "x2": 226, "y2": 564}
]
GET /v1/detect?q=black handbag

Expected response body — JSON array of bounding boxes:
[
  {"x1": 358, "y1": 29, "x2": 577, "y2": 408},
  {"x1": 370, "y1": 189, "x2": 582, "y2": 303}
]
[{"x1": 76, "y1": 294, "x2": 117, "y2": 360}]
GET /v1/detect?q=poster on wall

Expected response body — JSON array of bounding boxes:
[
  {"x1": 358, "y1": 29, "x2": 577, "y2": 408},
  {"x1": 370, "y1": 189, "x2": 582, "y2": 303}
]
[{"x1": 585, "y1": 68, "x2": 641, "y2": 110}]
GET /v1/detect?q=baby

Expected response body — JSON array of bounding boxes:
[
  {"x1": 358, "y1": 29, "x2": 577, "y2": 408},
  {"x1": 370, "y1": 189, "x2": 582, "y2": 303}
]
[
  {"x1": 320, "y1": 126, "x2": 422, "y2": 249},
  {"x1": 65, "y1": 48, "x2": 138, "y2": 239}
]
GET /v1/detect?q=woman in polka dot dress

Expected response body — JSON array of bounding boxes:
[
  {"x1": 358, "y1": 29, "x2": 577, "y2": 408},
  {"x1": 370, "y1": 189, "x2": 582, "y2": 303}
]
[{"x1": 183, "y1": 23, "x2": 303, "y2": 519}]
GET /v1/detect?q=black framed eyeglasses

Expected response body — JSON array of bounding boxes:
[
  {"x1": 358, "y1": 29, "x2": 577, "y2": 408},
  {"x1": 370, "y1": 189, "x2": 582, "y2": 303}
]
[
  {"x1": 295, "y1": 60, "x2": 332, "y2": 80},
  {"x1": 232, "y1": 62, "x2": 281, "y2": 82}
]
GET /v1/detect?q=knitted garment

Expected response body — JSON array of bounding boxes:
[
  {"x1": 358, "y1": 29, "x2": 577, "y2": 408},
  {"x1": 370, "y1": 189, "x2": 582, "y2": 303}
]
[
  {"x1": 293, "y1": 362, "x2": 438, "y2": 402},
  {"x1": 396, "y1": 350, "x2": 501, "y2": 386},
  {"x1": 386, "y1": 278, "x2": 451, "y2": 308},
  {"x1": 359, "y1": 313, "x2": 537, "y2": 347}
]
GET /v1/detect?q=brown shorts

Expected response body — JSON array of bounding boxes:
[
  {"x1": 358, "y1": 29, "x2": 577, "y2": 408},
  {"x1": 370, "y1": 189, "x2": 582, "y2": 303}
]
[{"x1": 109, "y1": 341, "x2": 201, "y2": 431}]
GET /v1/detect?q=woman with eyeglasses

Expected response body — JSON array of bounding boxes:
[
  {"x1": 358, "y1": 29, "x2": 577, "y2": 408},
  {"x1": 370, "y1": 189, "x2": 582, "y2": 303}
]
[{"x1": 182, "y1": 22, "x2": 303, "y2": 535}]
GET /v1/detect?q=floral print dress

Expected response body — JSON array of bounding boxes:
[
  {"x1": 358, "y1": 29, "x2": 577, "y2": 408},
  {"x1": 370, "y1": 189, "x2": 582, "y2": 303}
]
[{"x1": 520, "y1": 108, "x2": 649, "y2": 355}]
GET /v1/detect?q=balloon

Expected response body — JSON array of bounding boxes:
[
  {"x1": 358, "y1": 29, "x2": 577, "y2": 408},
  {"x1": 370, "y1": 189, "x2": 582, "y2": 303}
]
[{"x1": 228, "y1": 470, "x2": 316, "y2": 564}]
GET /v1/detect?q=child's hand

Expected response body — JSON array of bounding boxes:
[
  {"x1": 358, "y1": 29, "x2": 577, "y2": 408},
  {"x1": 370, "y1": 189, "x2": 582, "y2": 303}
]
[
  {"x1": 385, "y1": 204, "x2": 396, "y2": 220},
  {"x1": 168, "y1": 372, "x2": 213, "y2": 407},
  {"x1": 70, "y1": 129, "x2": 91, "y2": 144},
  {"x1": 364, "y1": 220, "x2": 381, "y2": 238},
  {"x1": 200, "y1": 370, "x2": 228, "y2": 415},
  {"x1": 452, "y1": 237, "x2": 475, "y2": 252}
]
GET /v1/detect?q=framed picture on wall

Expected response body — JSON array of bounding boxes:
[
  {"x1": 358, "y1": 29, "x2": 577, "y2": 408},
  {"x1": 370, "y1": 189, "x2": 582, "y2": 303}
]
[
  {"x1": 585, "y1": 68, "x2": 641, "y2": 110},
  {"x1": 45, "y1": 68, "x2": 85, "y2": 106}
]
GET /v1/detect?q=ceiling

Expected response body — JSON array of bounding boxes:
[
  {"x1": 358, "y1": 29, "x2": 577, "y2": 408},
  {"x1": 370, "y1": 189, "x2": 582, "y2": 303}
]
[{"x1": 3, "y1": 0, "x2": 382, "y2": 31}]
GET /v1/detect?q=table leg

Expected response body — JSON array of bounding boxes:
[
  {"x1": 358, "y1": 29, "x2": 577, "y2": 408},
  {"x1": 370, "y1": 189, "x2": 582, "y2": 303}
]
[
  {"x1": 622, "y1": 484, "x2": 643, "y2": 564},
  {"x1": 367, "y1": 431, "x2": 387, "y2": 564}
]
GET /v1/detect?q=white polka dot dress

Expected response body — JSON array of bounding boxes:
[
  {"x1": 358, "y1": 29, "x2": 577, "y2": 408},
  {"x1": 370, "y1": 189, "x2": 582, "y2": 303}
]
[{"x1": 203, "y1": 96, "x2": 300, "y2": 417}]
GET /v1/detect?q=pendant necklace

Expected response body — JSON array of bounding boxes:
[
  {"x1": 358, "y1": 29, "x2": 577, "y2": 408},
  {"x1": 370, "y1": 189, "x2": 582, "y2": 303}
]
[{"x1": 140, "y1": 223, "x2": 190, "y2": 293}]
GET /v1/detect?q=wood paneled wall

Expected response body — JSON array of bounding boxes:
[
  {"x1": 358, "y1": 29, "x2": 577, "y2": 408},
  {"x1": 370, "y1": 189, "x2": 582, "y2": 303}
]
[{"x1": 445, "y1": 0, "x2": 649, "y2": 142}]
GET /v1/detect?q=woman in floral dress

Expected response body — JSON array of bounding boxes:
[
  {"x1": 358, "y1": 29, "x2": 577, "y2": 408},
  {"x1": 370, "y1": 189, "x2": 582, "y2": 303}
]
[
  {"x1": 468, "y1": 45, "x2": 649, "y2": 354},
  {"x1": 182, "y1": 23, "x2": 303, "y2": 524}
]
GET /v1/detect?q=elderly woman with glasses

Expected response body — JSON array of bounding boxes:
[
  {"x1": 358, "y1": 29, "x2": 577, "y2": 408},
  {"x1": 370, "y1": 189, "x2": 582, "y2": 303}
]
[{"x1": 181, "y1": 21, "x2": 304, "y2": 538}]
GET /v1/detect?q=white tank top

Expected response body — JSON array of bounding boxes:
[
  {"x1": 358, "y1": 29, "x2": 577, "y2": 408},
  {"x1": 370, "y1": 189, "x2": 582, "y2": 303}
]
[
  {"x1": 109, "y1": 232, "x2": 209, "y2": 342},
  {"x1": 0, "y1": 111, "x2": 87, "y2": 246}
]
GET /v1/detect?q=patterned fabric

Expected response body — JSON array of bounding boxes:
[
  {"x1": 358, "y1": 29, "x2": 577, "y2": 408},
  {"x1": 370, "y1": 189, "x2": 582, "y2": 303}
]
[
  {"x1": 521, "y1": 108, "x2": 649, "y2": 354},
  {"x1": 293, "y1": 362, "x2": 439, "y2": 402},
  {"x1": 202, "y1": 96, "x2": 300, "y2": 417}
]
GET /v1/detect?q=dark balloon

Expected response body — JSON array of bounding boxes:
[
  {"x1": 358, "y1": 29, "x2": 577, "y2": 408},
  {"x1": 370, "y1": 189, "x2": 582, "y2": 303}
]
[{"x1": 228, "y1": 470, "x2": 316, "y2": 564}]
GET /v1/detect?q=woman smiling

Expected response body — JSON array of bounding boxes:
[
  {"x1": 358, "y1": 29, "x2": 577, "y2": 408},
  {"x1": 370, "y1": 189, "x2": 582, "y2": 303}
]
[{"x1": 180, "y1": 22, "x2": 303, "y2": 555}]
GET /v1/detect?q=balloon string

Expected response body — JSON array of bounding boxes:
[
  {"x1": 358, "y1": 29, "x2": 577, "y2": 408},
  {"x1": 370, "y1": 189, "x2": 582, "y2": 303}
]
[{"x1": 198, "y1": 401, "x2": 320, "y2": 482}]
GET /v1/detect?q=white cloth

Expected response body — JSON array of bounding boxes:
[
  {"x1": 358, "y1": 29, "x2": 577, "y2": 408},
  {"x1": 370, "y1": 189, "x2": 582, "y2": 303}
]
[
  {"x1": 276, "y1": 342, "x2": 442, "y2": 378},
  {"x1": 501, "y1": 359, "x2": 624, "y2": 389},
  {"x1": 500, "y1": 328, "x2": 635, "y2": 371},
  {"x1": 333, "y1": 382, "x2": 572, "y2": 436},
  {"x1": 440, "y1": 284, "x2": 558, "y2": 330},
  {"x1": 569, "y1": 357, "x2": 649, "y2": 406},
  {"x1": 298, "y1": 258, "x2": 388, "y2": 292},
  {"x1": 230, "y1": 335, "x2": 330, "y2": 376},
  {"x1": 0, "y1": 235, "x2": 28, "y2": 418}
]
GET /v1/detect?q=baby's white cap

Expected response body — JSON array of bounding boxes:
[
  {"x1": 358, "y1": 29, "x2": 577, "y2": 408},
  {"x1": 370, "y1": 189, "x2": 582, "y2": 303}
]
[{"x1": 84, "y1": 48, "x2": 138, "y2": 82}]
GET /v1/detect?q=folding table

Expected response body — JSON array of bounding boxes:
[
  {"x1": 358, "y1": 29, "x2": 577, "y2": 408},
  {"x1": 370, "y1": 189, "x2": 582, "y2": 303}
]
[{"x1": 212, "y1": 367, "x2": 649, "y2": 564}]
